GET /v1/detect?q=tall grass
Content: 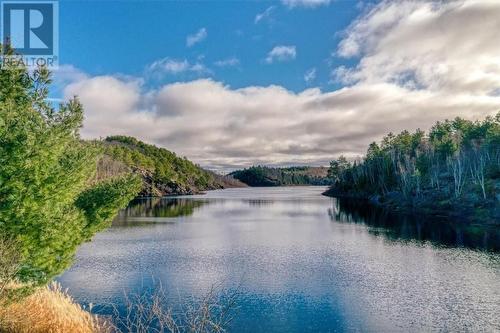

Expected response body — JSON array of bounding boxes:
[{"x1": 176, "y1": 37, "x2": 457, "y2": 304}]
[
  {"x1": 114, "y1": 283, "x2": 238, "y2": 333},
  {"x1": 0, "y1": 283, "x2": 237, "y2": 333},
  {"x1": 0, "y1": 238, "x2": 109, "y2": 333},
  {"x1": 0, "y1": 282, "x2": 113, "y2": 333}
]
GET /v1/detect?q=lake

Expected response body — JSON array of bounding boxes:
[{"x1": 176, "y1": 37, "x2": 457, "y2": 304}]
[{"x1": 58, "y1": 187, "x2": 500, "y2": 332}]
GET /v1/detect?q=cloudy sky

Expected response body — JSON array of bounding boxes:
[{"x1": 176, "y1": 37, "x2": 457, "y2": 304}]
[{"x1": 53, "y1": 0, "x2": 500, "y2": 171}]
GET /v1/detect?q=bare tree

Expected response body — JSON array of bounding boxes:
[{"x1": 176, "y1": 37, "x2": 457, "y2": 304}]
[
  {"x1": 469, "y1": 148, "x2": 487, "y2": 200},
  {"x1": 398, "y1": 155, "x2": 418, "y2": 199},
  {"x1": 448, "y1": 152, "x2": 466, "y2": 198}
]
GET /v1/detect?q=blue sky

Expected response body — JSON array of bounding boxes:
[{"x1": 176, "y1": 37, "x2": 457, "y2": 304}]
[
  {"x1": 53, "y1": 0, "x2": 500, "y2": 171},
  {"x1": 59, "y1": 0, "x2": 362, "y2": 93}
]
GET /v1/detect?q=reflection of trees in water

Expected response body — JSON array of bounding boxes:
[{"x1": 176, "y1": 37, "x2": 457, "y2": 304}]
[
  {"x1": 329, "y1": 199, "x2": 500, "y2": 251},
  {"x1": 246, "y1": 199, "x2": 275, "y2": 207},
  {"x1": 114, "y1": 198, "x2": 206, "y2": 222}
]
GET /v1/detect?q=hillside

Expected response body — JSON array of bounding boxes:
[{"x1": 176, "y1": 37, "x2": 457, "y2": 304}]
[
  {"x1": 230, "y1": 166, "x2": 332, "y2": 187},
  {"x1": 324, "y1": 113, "x2": 500, "y2": 223},
  {"x1": 96, "y1": 136, "x2": 245, "y2": 196}
]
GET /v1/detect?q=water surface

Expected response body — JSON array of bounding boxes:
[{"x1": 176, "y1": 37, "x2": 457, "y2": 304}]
[{"x1": 59, "y1": 187, "x2": 500, "y2": 332}]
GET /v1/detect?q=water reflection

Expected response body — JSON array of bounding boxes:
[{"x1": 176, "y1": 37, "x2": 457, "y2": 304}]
[
  {"x1": 330, "y1": 198, "x2": 500, "y2": 251},
  {"x1": 117, "y1": 194, "x2": 500, "y2": 251},
  {"x1": 246, "y1": 199, "x2": 275, "y2": 207},
  {"x1": 59, "y1": 187, "x2": 500, "y2": 333},
  {"x1": 113, "y1": 198, "x2": 206, "y2": 226}
]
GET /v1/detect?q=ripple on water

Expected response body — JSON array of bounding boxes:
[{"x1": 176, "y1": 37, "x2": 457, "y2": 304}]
[{"x1": 58, "y1": 187, "x2": 500, "y2": 332}]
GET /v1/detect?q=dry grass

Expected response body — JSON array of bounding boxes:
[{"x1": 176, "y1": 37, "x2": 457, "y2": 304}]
[
  {"x1": 0, "y1": 282, "x2": 114, "y2": 333},
  {"x1": 0, "y1": 282, "x2": 237, "y2": 333},
  {"x1": 115, "y1": 282, "x2": 238, "y2": 333},
  {"x1": 0, "y1": 238, "x2": 236, "y2": 333},
  {"x1": 0, "y1": 233, "x2": 112, "y2": 332}
]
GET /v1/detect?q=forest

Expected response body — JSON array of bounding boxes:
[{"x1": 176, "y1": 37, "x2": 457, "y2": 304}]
[
  {"x1": 325, "y1": 114, "x2": 500, "y2": 222},
  {"x1": 230, "y1": 166, "x2": 332, "y2": 187},
  {"x1": 97, "y1": 136, "x2": 237, "y2": 196}
]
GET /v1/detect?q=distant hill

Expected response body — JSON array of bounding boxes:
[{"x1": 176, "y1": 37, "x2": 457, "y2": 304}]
[
  {"x1": 230, "y1": 166, "x2": 332, "y2": 187},
  {"x1": 95, "y1": 136, "x2": 245, "y2": 196}
]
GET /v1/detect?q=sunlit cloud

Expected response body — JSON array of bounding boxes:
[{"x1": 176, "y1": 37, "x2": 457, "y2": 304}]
[{"x1": 146, "y1": 57, "x2": 210, "y2": 77}]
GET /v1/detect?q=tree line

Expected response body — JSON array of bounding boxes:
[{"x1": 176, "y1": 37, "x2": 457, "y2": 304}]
[
  {"x1": 326, "y1": 113, "x2": 500, "y2": 221},
  {"x1": 231, "y1": 166, "x2": 331, "y2": 186}
]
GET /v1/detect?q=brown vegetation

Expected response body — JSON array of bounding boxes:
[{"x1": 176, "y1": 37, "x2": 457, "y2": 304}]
[
  {"x1": 0, "y1": 282, "x2": 113, "y2": 333},
  {"x1": 0, "y1": 282, "x2": 236, "y2": 333}
]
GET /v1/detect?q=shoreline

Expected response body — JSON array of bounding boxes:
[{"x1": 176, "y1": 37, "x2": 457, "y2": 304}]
[{"x1": 322, "y1": 187, "x2": 500, "y2": 226}]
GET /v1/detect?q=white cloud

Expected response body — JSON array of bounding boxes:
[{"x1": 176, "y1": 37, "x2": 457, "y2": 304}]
[
  {"x1": 186, "y1": 28, "x2": 207, "y2": 47},
  {"x1": 335, "y1": 0, "x2": 500, "y2": 95},
  {"x1": 149, "y1": 58, "x2": 189, "y2": 74},
  {"x1": 190, "y1": 63, "x2": 207, "y2": 73},
  {"x1": 214, "y1": 57, "x2": 240, "y2": 67},
  {"x1": 281, "y1": 0, "x2": 331, "y2": 9},
  {"x1": 255, "y1": 6, "x2": 275, "y2": 24},
  {"x1": 53, "y1": 64, "x2": 88, "y2": 83},
  {"x1": 147, "y1": 58, "x2": 210, "y2": 76},
  {"x1": 304, "y1": 68, "x2": 317, "y2": 84},
  {"x1": 265, "y1": 45, "x2": 297, "y2": 63},
  {"x1": 65, "y1": 78, "x2": 498, "y2": 171},
  {"x1": 50, "y1": 64, "x2": 89, "y2": 98},
  {"x1": 62, "y1": 0, "x2": 500, "y2": 171}
]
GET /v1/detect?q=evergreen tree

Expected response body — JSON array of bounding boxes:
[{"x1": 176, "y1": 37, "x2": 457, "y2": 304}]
[
  {"x1": 0, "y1": 45, "x2": 141, "y2": 285},
  {"x1": 326, "y1": 111, "x2": 500, "y2": 222}
]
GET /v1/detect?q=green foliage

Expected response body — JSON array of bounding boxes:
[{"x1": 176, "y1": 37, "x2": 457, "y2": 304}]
[
  {"x1": 231, "y1": 166, "x2": 331, "y2": 186},
  {"x1": 103, "y1": 135, "x2": 217, "y2": 192},
  {"x1": 0, "y1": 45, "x2": 140, "y2": 285},
  {"x1": 327, "y1": 156, "x2": 350, "y2": 182},
  {"x1": 76, "y1": 175, "x2": 142, "y2": 235},
  {"x1": 328, "y1": 113, "x2": 500, "y2": 209}
]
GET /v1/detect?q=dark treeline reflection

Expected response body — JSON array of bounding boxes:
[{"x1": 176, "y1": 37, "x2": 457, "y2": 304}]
[
  {"x1": 246, "y1": 199, "x2": 275, "y2": 207},
  {"x1": 113, "y1": 198, "x2": 206, "y2": 225},
  {"x1": 330, "y1": 199, "x2": 500, "y2": 251}
]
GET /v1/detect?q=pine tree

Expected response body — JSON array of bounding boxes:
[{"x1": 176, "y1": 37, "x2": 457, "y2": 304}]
[{"x1": 0, "y1": 44, "x2": 141, "y2": 285}]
